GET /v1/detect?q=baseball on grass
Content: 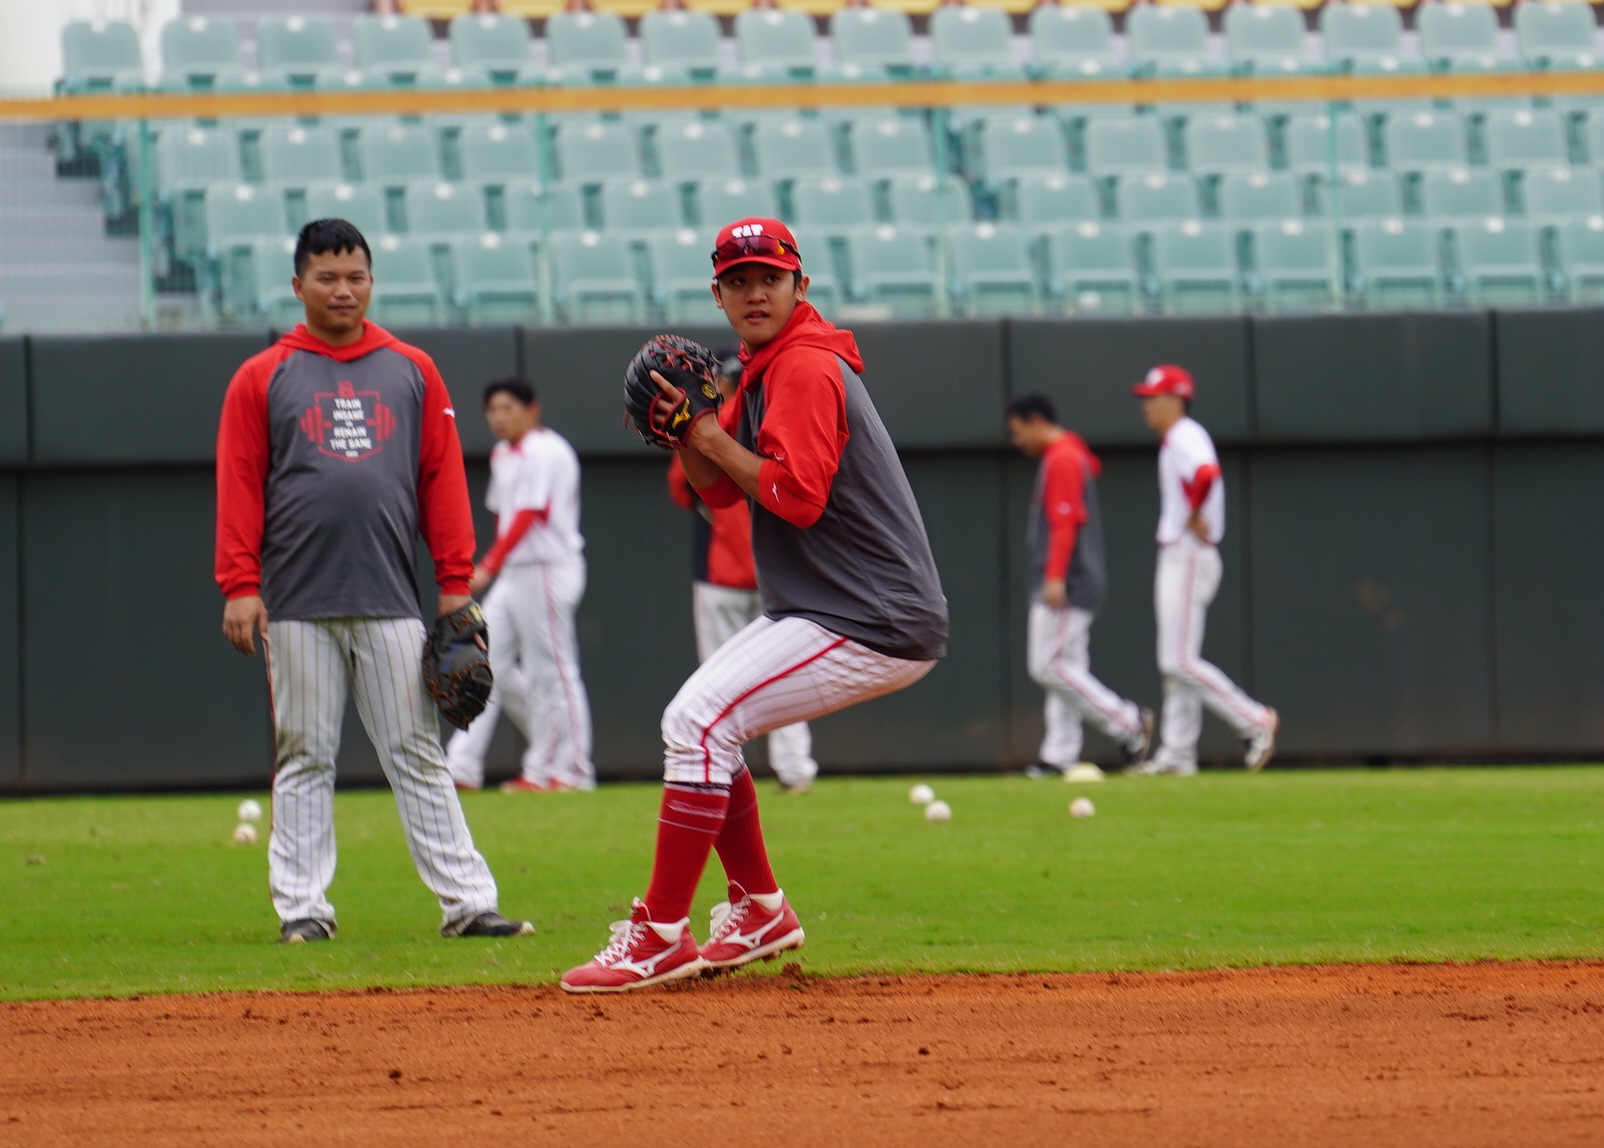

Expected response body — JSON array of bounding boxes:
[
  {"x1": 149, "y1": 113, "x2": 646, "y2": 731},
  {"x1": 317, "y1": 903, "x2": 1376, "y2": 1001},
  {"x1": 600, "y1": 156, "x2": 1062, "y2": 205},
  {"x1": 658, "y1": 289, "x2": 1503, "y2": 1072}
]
[
  {"x1": 924, "y1": 799, "x2": 952, "y2": 823},
  {"x1": 232, "y1": 822, "x2": 258, "y2": 845},
  {"x1": 908, "y1": 783, "x2": 936, "y2": 806},
  {"x1": 237, "y1": 799, "x2": 263, "y2": 823},
  {"x1": 1069, "y1": 797, "x2": 1096, "y2": 819}
]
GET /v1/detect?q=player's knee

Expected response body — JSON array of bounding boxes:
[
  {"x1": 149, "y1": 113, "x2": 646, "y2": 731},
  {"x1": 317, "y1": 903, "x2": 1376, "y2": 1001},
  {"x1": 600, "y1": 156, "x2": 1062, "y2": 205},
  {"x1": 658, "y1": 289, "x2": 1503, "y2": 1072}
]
[{"x1": 659, "y1": 700, "x2": 702, "y2": 757}]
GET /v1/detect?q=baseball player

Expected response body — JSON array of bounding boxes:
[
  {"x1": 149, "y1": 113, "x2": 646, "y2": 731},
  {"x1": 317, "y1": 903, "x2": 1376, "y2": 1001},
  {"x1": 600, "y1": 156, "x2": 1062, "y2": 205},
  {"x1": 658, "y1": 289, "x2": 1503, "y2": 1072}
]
[
  {"x1": 1006, "y1": 393, "x2": 1153, "y2": 773},
  {"x1": 445, "y1": 377, "x2": 595, "y2": 794},
  {"x1": 1128, "y1": 365, "x2": 1278, "y2": 776},
  {"x1": 562, "y1": 217, "x2": 948, "y2": 992},
  {"x1": 215, "y1": 218, "x2": 531, "y2": 943},
  {"x1": 667, "y1": 351, "x2": 819, "y2": 794}
]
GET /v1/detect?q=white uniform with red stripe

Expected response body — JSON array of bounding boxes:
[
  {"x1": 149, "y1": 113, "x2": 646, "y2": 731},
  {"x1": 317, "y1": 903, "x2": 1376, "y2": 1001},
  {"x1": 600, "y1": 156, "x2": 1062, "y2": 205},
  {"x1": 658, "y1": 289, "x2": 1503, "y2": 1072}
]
[
  {"x1": 446, "y1": 427, "x2": 594, "y2": 790},
  {"x1": 1151, "y1": 417, "x2": 1271, "y2": 773}
]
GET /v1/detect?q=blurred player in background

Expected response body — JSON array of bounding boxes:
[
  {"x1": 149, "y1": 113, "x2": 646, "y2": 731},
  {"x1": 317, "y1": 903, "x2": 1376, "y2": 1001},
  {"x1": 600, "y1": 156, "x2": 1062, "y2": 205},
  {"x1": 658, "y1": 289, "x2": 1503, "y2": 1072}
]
[
  {"x1": 1129, "y1": 365, "x2": 1278, "y2": 776},
  {"x1": 1007, "y1": 393, "x2": 1153, "y2": 774},
  {"x1": 446, "y1": 377, "x2": 595, "y2": 794},
  {"x1": 562, "y1": 218, "x2": 948, "y2": 992},
  {"x1": 215, "y1": 218, "x2": 530, "y2": 942},
  {"x1": 668, "y1": 349, "x2": 820, "y2": 794}
]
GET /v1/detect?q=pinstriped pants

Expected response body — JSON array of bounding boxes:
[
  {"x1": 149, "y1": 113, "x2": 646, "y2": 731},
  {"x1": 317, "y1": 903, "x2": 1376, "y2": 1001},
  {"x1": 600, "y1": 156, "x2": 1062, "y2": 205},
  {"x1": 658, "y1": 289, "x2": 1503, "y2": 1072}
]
[
  {"x1": 1026, "y1": 602, "x2": 1141, "y2": 769},
  {"x1": 265, "y1": 618, "x2": 500, "y2": 935}
]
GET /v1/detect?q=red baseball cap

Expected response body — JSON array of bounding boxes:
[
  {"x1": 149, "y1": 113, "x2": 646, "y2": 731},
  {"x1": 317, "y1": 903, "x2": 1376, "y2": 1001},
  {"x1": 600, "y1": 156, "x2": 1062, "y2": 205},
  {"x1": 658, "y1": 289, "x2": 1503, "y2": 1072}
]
[
  {"x1": 1131, "y1": 364, "x2": 1195, "y2": 399},
  {"x1": 711, "y1": 217, "x2": 802, "y2": 278}
]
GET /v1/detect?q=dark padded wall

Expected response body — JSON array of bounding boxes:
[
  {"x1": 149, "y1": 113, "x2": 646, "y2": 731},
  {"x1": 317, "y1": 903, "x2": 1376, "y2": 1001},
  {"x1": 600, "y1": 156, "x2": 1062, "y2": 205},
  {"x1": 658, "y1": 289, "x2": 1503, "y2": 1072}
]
[
  {"x1": 390, "y1": 326, "x2": 522, "y2": 460},
  {"x1": 0, "y1": 338, "x2": 27, "y2": 466},
  {"x1": 852, "y1": 321, "x2": 1007, "y2": 448},
  {"x1": 1249, "y1": 446, "x2": 1495, "y2": 756},
  {"x1": 1492, "y1": 445, "x2": 1604, "y2": 751},
  {"x1": 0, "y1": 476, "x2": 19, "y2": 791},
  {"x1": 1253, "y1": 313, "x2": 1494, "y2": 441},
  {"x1": 1493, "y1": 308, "x2": 1604, "y2": 437}
]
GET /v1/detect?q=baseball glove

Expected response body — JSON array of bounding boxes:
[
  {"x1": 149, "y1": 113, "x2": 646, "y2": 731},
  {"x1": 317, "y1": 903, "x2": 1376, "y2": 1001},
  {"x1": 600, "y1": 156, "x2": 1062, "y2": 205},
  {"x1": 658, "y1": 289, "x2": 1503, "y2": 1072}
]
[
  {"x1": 623, "y1": 334, "x2": 721, "y2": 450},
  {"x1": 422, "y1": 603, "x2": 494, "y2": 731}
]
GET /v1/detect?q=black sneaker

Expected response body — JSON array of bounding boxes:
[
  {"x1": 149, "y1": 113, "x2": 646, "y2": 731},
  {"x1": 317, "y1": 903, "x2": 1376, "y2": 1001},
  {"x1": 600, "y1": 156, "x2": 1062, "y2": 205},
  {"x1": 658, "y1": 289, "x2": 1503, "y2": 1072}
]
[
  {"x1": 456, "y1": 911, "x2": 535, "y2": 938},
  {"x1": 1121, "y1": 708, "x2": 1157, "y2": 767},
  {"x1": 280, "y1": 918, "x2": 333, "y2": 945}
]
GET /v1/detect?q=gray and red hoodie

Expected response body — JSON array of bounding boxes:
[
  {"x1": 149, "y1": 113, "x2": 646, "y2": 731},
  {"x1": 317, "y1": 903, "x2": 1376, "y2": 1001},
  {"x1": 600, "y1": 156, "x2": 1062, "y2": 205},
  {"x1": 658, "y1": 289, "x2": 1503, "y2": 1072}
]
[{"x1": 214, "y1": 322, "x2": 475, "y2": 622}]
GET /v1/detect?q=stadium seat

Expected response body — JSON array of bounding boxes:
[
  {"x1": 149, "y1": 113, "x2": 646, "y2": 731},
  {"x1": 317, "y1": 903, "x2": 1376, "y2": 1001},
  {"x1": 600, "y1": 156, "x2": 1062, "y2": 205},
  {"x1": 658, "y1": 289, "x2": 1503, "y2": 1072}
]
[
  {"x1": 448, "y1": 13, "x2": 533, "y2": 78},
  {"x1": 645, "y1": 228, "x2": 724, "y2": 323},
  {"x1": 246, "y1": 235, "x2": 304, "y2": 325},
  {"x1": 734, "y1": 8, "x2": 819, "y2": 74},
  {"x1": 546, "y1": 11, "x2": 631, "y2": 82},
  {"x1": 844, "y1": 225, "x2": 943, "y2": 318},
  {"x1": 752, "y1": 119, "x2": 839, "y2": 181},
  {"x1": 778, "y1": 226, "x2": 845, "y2": 313},
  {"x1": 947, "y1": 222, "x2": 1041, "y2": 316},
  {"x1": 452, "y1": 232, "x2": 540, "y2": 324},
  {"x1": 1218, "y1": 171, "x2": 1302, "y2": 221},
  {"x1": 1321, "y1": 3, "x2": 1421, "y2": 74},
  {"x1": 156, "y1": 124, "x2": 242, "y2": 190},
  {"x1": 554, "y1": 122, "x2": 640, "y2": 183},
  {"x1": 1419, "y1": 166, "x2": 1504, "y2": 218},
  {"x1": 1453, "y1": 216, "x2": 1547, "y2": 306},
  {"x1": 1116, "y1": 172, "x2": 1202, "y2": 221},
  {"x1": 1083, "y1": 116, "x2": 1168, "y2": 175},
  {"x1": 1043, "y1": 221, "x2": 1141, "y2": 314},
  {"x1": 600, "y1": 178, "x2": 683, "y2": 232},
  {"x1": 357, "y1": 122, "x2": 441, "y2": 184},
  {"x1": 1555, "y1": 214, "x2": 1604, "y2": 301},
  {"x1": 1251, "y1": 218, "x2": 1340, "y2": 311},
  {"x1": 504, "y1": 180, "x2": 586, "y2": 232},
  {"x1": 887, "y1": 173, "x2": 973, "y2": 225},
  {"x1": 352, "y1": 14, "x2": 434, "y2": 82},
  {"x1": 1483, "y1": 108, "x2": 1569, "y2": 170},
  {"x1": 1318, "y1": 168, "x2": 1406, "y2": 219},
  {"x1": 1150, "y1": 219, "x2": 1240, "y2": 313},
  {"x1": 929, "y1": 6, "x2": 1024, "y2": 78},
  {"x1": 405, "y1": 180, "x2": 487, "y2": 234},
  {"x1": 1127, "y1": 6, "x2": 1220, "y2": 76},
  {"x1": 968, "y1": 115, "x2": 1071, "y2": 184},
  {"x1": 159, "y1": 16, "x2": 242, "y2": 88},
  {"x1": 640, "y1": 10, "x2": 722, "y2": 76},
  {"x1": 1382, "y1": 111, "x2": 1470, "y2": 170},
  {"x1": 1522, "y1": 165, "x2": 1604, "y2": 218},
  {"x1": 1514, "y1": 0, "x2": 1601, "y2": 70},
  {"x1": 203, "y1": 183, "x2": 287, "y2": 258},
  {"x1": 259, "y1": 124, "x2": 344, "y2": 187},
  {"x1": 698, "y1": 177, "x2": 781, "y2": 225},
  {"x1": 1223, "y1": 4, "x2": 1310, "y2": 74},
  {"x1": 1183, "y1": 113, "x2": 1270, "y2": 174},
  {"x1": 1351, "y1": 217, "x2": 1443, "y2": 308},
  {"x1": 1416, "y1": 1, "x2": 1504, "y2": 72},
  {"x1": 1030, "y1": 5, "x2": 1125, "y2": 79},
  {"x1": 791, "y1": 175, "x2": 877, "y2": 230},
  {"x1": 305, "y1": 182, "x2": 387, "y2": 237},
  {"x1": 846, "y1": 116, "x2": 935, "y2": 177},
  {"x1": 1283, "y1": 112, "x2": 1370, "y2": 175},
  {"x1": 61, "y1": 20, "x2": 144, "y2": 91},
  {"x1": 459, "y1": 123, "x2": 540, "y2": 183},
  {"x1": 657, "y1": 121, "x2": 741, "y2": 181},
  {"x1": 1009, "y1": 172, "x2": 1100, "y2": 228},
  {"x1": 831, "y1": 7, "x2": 918, "y2": 75},
  {"x1": 256, "y1": 16, "x2": 341, "y2": 84},
  {"x1": 548, "y1": 229, "x2": 646, "y2": 323},
  {"x1": 368, "y1": 233, "x2": 446, "y2": 326}
]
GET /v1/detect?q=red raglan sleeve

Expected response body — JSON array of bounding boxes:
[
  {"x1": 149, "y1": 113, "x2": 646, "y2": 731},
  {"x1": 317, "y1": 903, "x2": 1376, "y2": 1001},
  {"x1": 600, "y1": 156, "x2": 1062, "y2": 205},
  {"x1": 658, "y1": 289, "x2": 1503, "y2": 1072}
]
[
  {"x1": 1182, "y1": 464, "x2": 1221, "y2": 510},
  {"x1": 750, "y1": 348, "x2": 849, "y2": 529},
  {"x1": 686, "y1": 398, "x2": 745, "y2": 509},
  {"x1": 408, "y1": 351, "x2": 476, "y2": 597},
  {"x1": 667, "y1": 458, "x2": 696, "y2": 510},
  {"x1": 214, "y1": 354, "x2": 274, "y2": 600},
  {"x1": 1041, "y1": 445, "x2": 1087, "y2": 583}
]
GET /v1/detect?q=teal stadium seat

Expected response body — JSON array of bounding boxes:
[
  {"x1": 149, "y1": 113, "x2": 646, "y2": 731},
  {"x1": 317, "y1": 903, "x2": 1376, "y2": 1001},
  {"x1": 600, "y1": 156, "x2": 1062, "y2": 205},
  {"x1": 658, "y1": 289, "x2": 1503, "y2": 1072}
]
[
  {"x1": 1224, "y1": 4, "x2": 1310, "y2": 75},
  {"x1": 1117, "y1": 172, "x2": 1202, "y2": 222},
  {"x1": 1416, "y1": 1, "x2": 1505, "y2": 72},
  {"x1": 1584, "y1": 114, "x2": 1604, "y2": 165},
  {"x1": 847, "y1": 116, "x2": 934, "y2": 177},
  {"x1": 1515, "y1": 1, "x2": 1601, "y2": 70},
  {"x1": 1484, "y1": 108, "x2": 1569, "y2": 169},
  {"x1": 831, "y1": 8, "x2": 918, "y2": 76},
  {"x1": 158, "y1": 125, "x2": 242, "y2": 253},
  {"x1": 1251, "y1": 218, "x2": 1340, "y2": 311},
  {"x1": 1419, "y1": 166, "x2": 1504, "y2": 218},
  {"x1": 646, "y1": 228, "x2": 723, "y2": 324},
  {"x1": 1382, "y1": 111, "x2": 1470, "y2": 170},
  {"x1": 1009, "y1": 172, "x2": 1100, "y2": 228},
  {"x1": 305, "y1": 182, "x2": 387, "y2": 237},
  {"x1": 887, "y1": 173, "x2": 972, "y2": 225},
  {"x1": 61, "y1": 20, "x2": 144, "y2": 90},
  {"x1": 204, "y1": 183, "x2": 286, "y2": 256},
  {"x1": 1321, "y1": 3, "x2": 1422, "y2": 75},
  {"x1": 448, "y1": 13, "x2": 532, "y2": 81},
  {"x1": 640, "y1": 11, "x2": 721, "y2": 77},
  {"x1": 1184, "y1": 113, "x2": 1270, "y2": 175},
  {"x1": 452, "y1": 232, "x2": 540, "y2": 325},
  {"x1": 780, "y1": 226, "x2": 845, "y2": 313},
  {"x1": 505, "y1": 180, "x2": 585, "y2": 232},
  {"x1": 1454, "y1": 216, "x2": 1547, "y2": 306},
  {"x1": 600, "y1": 178, "x2": 682, "y2": 232},
  {"x1": 734, "y1": 9, "x2": 819, "y2": 76},
  {"x1": 947, "y1": 222, "x2": 1041, "y2": 316},
  {"x1": 546, "y1": 11, "x2": 631, "y2": 83},
  {"x1": 1150, "y1": 219, "x2": 1241, "y2": 313},
  {"x1": 352, "y1": 14, "x2": 434, "y2": 84},
  {"x1": 1030, "y1": 6, "x2": 1123, "y2": 79},
  {"x1": 1352, "y1": 217, "x2": 1443, "y2": 308},
  {"x1": 1319, "y1": 168, "x2": 1405, "y2": 218},
  {"x1": 258, "y1": 124, "x2": 344, "y2": 187},
  {"x1": 752, "y1": 120, "x2": 839, "y2": 181},
  {"x1": 549, "y1": 229, "x2": 645, "y2": 323},
  {"x1": 929, "y1": 6, "x2": 1023, "y2": 79},
  {"x1": 369, "y1": 233, "x2": 445, "y2": 326},
  {"x1": 1284, "y1": 112, "x2": 1370, "y2": 175},
  {"x1": 358, "y1": 122, "x2": 440, "y2": 184},
  {"x1": 1044, "y1": 221, "x2": 1140, "y2": 313},
  {"x1": 554, "y1": 122, "x2": 640, "y2": 183},
  {"x1": 1127, "y1": 6, "x2": 1220, "y2": 77},
  {"x1": 657, "y1": 121, "x2": 740, "y2": 181},
  {"x1": 459, "y1": 123, "x2": 541, "y2": 183},
  {"x1": 791, "y1": 176, "x2": 877, "y2": 231},
  {"x1": 1522, "y1": 165, "x2": 1603, "y2": 218},
  {"x1": 844, "y1": 225, "x2": 943, "y2": 318},
  {"x1": 699, "y1": 178, "x2": 780, "y2": 226},
  {"x1": 975, "y1": 115, "x2": 1070, "y2": 181},
  {"x1": 1083, "y1": 116, "x2": 1168, "y2": 175},
  {"x1": 246, "y1": 235, "x2": 303, "y2": 324},
  {"x1": 159, "y1": 16, "x2": 242, "y2": 88},
  {"x1": 405, "y1": 180, "x2": 486, "y2": 235},
  {"x1": 256, "y1": 15, "x2": 341, "y2": 84},
  {"x1": 1218, "y1": 171, "x2": 1302, "y2": 221},
  {"x1": 1555, "y1": 214, "x2": 1604, "y2": 301}
]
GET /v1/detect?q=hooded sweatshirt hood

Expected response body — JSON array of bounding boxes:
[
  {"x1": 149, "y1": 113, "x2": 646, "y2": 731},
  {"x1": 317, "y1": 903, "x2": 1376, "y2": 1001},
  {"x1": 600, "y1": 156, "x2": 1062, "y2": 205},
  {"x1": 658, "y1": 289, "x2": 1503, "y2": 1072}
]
[
  {"x1": 278, "y1": 321, "x2": 398, "y2": 363},
  {"x1": 739, "y1": 302, "x2": 864, "y2": 384}
]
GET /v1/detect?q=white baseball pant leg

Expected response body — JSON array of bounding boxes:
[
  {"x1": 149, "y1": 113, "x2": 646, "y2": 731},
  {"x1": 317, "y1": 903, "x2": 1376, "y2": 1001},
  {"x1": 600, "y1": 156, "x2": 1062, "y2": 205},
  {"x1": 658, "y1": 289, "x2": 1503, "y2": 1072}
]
[
  {"x1": 693, "y1": 582, "x2": 819, "y2": 788},
  {"x1": 503, "y1": 560, "x2": 594, "y2": 790},
  {"x1": 1152, "y1": 539, "x2": 1271, "y2": 771},
  {"x1": 662, "y1": 614, "x2": 934, "y2": 788},
  {"x1": 1026, "y1": 603, "x2": 1141, "y2": 769},
  {"x1": 265, "y1": 618, "x2": 501, "y2": 935},
  {"x1": 444, "y1": 580, "x2": 532, "y2": 790}
]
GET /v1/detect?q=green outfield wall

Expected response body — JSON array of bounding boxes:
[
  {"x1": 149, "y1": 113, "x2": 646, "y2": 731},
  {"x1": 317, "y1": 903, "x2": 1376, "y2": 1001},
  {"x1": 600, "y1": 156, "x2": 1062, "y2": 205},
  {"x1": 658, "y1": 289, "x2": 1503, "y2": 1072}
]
[{"x1": 1, "y1": 311, "x2": 1601, "y2": 793}]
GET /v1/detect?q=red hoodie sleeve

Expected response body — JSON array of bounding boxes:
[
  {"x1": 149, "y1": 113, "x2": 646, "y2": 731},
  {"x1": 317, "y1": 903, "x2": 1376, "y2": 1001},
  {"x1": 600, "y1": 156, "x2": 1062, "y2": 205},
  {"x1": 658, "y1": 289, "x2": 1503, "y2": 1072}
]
[
  {"x1": 1041, "y1": 443, "x2": 1088, "y2": 583},
  {"x1": 399, "y1": 348, "x2": 475, "y2": 597},
  {"x1": 667, "y1": 458, "x2": 696, "y2": 511},
  {"x1": 214, "y1": 351, "x2": 279, "y2": 600},
  {"x1": 751, "y1": 347, "x2": 849, "y2": 529},
  {"x1": 685, "y1": 399, "x2": 746, "y2": 509}
]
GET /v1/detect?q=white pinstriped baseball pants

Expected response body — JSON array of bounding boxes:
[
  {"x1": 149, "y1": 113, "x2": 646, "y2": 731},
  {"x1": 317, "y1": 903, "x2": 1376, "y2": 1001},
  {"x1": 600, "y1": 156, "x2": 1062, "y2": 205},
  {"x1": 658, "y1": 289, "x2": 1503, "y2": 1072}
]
[
  {"x1": 693, "y1": 582, "x2": 818, "y2": 789},
  {"x1": 661, "y1": 614, "x2": 935, "y2": 788},
  {"x1": 1026, "y1": 602, "x2": 1141, "y2": 769},
  {"x1": 265, "y1": 618, "x2": 500, "y2": 935}
]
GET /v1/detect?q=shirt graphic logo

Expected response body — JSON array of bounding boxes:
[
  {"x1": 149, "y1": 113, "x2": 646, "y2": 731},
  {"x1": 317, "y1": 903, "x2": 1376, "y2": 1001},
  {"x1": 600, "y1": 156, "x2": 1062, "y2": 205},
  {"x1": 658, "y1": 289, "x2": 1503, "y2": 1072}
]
[{"x1": 300, "y1": 379, "x2": 394, "y2": 461}]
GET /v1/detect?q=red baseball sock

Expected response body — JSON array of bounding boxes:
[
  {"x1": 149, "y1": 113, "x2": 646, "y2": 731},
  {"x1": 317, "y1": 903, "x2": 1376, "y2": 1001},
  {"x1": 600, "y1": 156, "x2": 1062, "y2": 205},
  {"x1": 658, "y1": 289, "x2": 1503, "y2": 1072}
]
[
  {"x1": 643, "y1": 784, "x2": 729, "y2": 923},
  {"x1": 714, "y1": 769, "x2": 779, "y2": 896}
]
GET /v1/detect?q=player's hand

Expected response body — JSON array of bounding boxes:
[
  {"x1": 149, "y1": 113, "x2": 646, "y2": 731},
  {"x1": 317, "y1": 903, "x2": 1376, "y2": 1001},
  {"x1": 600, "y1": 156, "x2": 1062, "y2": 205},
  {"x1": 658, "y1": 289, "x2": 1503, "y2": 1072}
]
[
  {"x1": 1187, "y1": 511, "x2": 1210, "y2": 542},
  {"x1": 648, "y1": 369, "x2": 685, "y2": 429},
  {"x1": 439, "y1": 593, "x2": 473, "y2": 616},
  {"x1": 1042, "y1": 579, "x2": 1068, "y2": 609},
  {"x1": 223, "y1": 595, "x2": 269, "y2": 656},
  {"x1": 468, "y1": 565, "x2": 493, "y2": 596}
]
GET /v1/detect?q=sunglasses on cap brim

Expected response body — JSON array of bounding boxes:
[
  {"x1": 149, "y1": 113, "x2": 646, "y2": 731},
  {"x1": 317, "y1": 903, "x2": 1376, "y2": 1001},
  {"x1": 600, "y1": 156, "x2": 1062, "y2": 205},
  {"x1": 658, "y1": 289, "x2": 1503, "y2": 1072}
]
[{"x1": 711, "y1": 233, "x2": 800, "y2": 269}]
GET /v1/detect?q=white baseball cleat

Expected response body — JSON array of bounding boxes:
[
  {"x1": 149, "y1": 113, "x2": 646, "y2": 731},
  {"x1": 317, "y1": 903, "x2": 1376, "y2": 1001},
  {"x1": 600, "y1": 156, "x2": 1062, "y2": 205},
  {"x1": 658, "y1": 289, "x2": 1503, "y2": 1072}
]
[
  {"x1": 699, "y1": 883, "x2": 805, "y2": 972},
  {"x1": 560, "y1": 900, "x2": 705, "y2": 993},
  {"x1": 1124, "y1": 757, "x2": 1198, "y2": 777},
  {"x1": 1245, "y1": 708, "x2": 1279, "y2": 772}
]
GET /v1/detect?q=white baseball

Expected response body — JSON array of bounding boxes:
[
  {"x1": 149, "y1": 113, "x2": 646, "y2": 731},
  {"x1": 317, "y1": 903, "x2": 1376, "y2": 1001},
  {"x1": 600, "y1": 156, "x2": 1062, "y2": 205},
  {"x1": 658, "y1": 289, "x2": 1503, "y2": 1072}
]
[
  {"x1": 908, "y1": 783, "x2": 935, "y2": 806},
  {"x1": 924, "y1": 799, "x2": 952, "y2": 823},
  {"x1": 237, "y1": 799, "x2": 263, "y2": 823},
  {"x1": 1069, "y1": 797, "x2": 1096, "y2": 819},
  {"x1": 232, "y1": 822, "x2": 258, "y2": 845}
]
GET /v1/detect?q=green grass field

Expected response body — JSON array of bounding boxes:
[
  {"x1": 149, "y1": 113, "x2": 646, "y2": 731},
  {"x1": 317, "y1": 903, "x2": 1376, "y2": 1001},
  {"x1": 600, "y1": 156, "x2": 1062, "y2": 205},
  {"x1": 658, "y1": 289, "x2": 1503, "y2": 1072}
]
[{"x1": 1, "y1": 767, "x2": 1600, "y2": 1002}]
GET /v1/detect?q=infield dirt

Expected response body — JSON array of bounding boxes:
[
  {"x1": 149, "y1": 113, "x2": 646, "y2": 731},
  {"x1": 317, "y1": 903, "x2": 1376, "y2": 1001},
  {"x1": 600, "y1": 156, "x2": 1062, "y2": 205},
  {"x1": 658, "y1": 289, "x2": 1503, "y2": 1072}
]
[{"x1": 2, "y1": 961, "x2": 1601, "y2": 1146}]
